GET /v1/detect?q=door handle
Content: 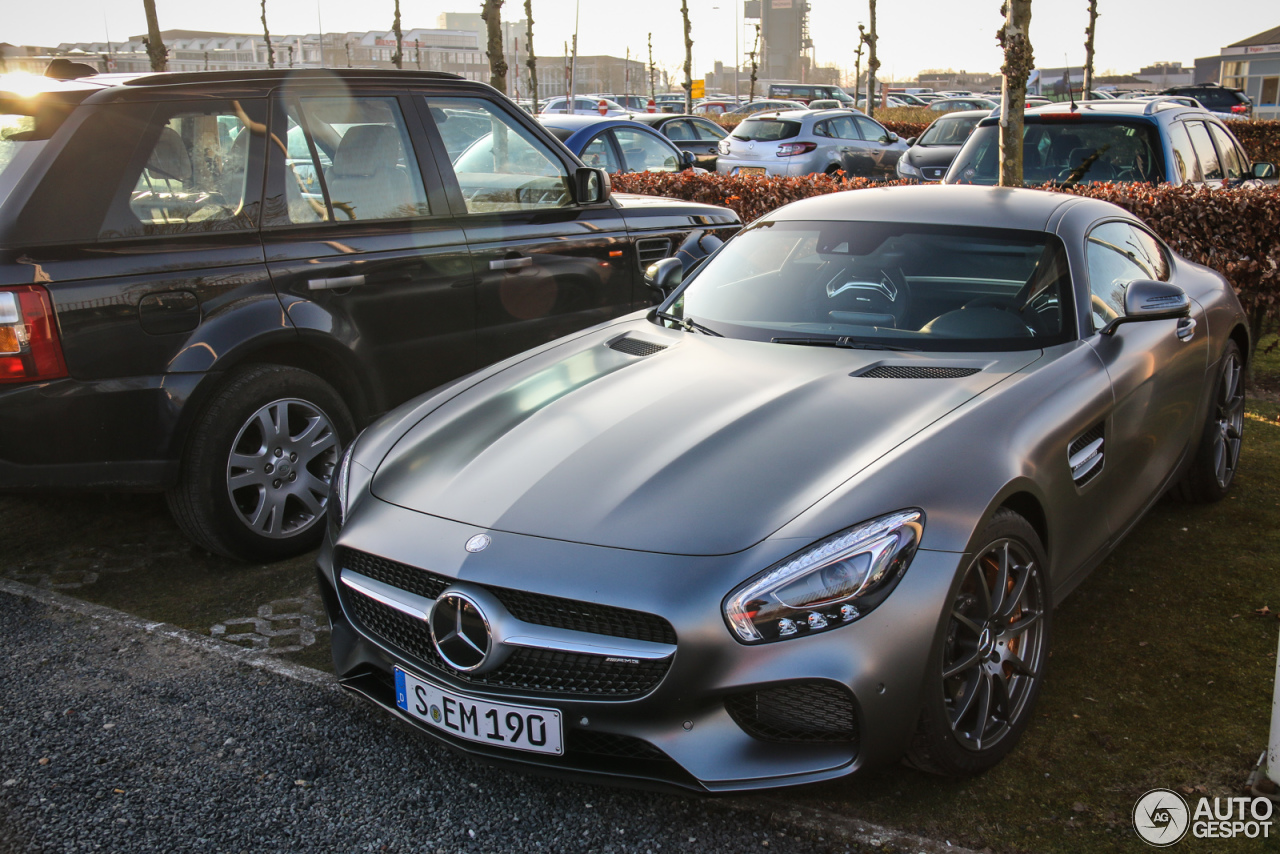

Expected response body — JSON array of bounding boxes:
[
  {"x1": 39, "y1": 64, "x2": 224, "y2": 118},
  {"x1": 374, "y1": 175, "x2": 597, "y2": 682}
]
[
  {"x1": 307, "y1": 274, "x2": 366, "y2": 290},
  {"x1": 489, "y1": 256, "x2": 533, "y2": 271},
  {"x1": 1176, "y1": 316, "x2": 1196, "y2": 342}
]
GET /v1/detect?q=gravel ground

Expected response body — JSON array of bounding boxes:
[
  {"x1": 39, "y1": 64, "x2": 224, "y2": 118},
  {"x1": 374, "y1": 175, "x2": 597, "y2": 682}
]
[{"x1": 0, "y1": 588, "x2": 938, "y2": 854}]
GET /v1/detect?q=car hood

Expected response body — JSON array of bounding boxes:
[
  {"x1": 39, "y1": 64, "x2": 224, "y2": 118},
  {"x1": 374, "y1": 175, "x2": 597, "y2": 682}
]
[
  {"x1": 904, "y1": 144, "x2": 963, "y2": 168},
  {"x1": 370, "y1": 322, "x2": 1040, "y2": 555}
]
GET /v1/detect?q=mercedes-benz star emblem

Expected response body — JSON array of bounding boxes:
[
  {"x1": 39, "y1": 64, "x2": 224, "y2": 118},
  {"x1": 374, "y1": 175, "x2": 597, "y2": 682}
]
[
  {"x1": 429, "y1": 592, "x2": 491, "y2": 672},
  {"x1": 465, "y1": 533, "x2": 491, "y2": 553}
]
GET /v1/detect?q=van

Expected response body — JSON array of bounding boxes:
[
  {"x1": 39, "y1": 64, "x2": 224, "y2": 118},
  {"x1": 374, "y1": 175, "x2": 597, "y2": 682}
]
[{"x1": 767, "y1": 83, "x2": 855, "y2": 106}]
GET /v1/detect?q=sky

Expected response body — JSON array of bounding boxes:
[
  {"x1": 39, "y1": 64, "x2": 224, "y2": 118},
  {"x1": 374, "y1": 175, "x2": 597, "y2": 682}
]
[{"x1": 1, "y1": 0, "x2": 1268, "y2": 82}]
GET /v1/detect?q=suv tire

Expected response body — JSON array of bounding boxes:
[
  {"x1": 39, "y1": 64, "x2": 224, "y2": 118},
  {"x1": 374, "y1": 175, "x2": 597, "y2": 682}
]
[{"x1": 166, "y1": 365, "x2": 354, "y2": 562}]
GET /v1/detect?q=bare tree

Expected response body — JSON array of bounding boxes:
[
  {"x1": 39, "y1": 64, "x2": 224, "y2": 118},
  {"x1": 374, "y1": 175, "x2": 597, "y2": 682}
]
[
  {"x1": 1083, "y1": 0, "x2": 1098, "y2": 97},
  {"x1": 525, "y1": 0, "x2": 539, "y2": 112},
  {"x1": 260, "y1": 0, "x2": 273, "y2": 69},
  {"x1": 392, "y1": 0, "x2": 403, "y2": 69},
  {"x1": 748, "y1": 25, "x2": 760, "y2": 102},
  {"x1": 681, "y1": 0, "x2": 694, "y2": 114},
  {"x1": 481, "y1": 0, "x2": 508, "y2": 94},
  {"x1": 997, "y1": 0, "x2": 1034, "y2": 186},
  {"x1": 865, "y1": 1, "x2": 880, "y2": 118},
  {"x1": 854, "y1": 24, "x2": 865, "y2": 102},
  {"x1": 142, "y1": 0, "x2": 167, "y2": 72},
  {"x1": 648, "y1": 33, "x2": 656, "y2": 101}
]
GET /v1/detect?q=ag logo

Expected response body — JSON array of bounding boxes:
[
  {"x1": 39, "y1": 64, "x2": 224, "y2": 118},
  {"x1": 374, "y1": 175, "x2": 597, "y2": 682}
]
[
  {"x1": 1134, "y1": 788, "x2": 1190, "y2": 846},
  {"x1": 430, "y1": 705, "x2": 442, "y2": 723}
]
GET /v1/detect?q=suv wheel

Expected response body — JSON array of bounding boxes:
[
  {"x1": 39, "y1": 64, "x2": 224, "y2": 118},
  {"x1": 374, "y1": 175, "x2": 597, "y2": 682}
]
[{"x1": 166, "y1": 365, "x2": 354, "y2": 562}]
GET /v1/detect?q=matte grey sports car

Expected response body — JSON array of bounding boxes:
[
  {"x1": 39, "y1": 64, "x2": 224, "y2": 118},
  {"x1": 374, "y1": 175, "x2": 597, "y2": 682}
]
[{"x1": 319, "y1": 185, "x2": 1249, "y2": 791}]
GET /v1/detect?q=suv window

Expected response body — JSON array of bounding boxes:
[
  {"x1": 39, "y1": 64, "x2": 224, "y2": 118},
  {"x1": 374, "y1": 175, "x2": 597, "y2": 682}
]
[
  {"x1": 1168, "y1": 123, "x2": 1203, "y2": 183},
  {"x1": 1086, "y1": 221, "x2": 1170, "y2": 332},
  {"x1": 950, "y1": 119, "x2": 1162, "y2": 185},
  {"x1": 1184, "y1": 121, "x2": 1222, "y2": 181},
  {"x1": 853, "y1": 116, "x2": 889, "y2": 143},
  {"x1": 1207, "y1": 123, "x2": 1245, "y2": 180},
  {"x1": 426, "y1": 97, "x2": 572, "y2": 213},
  {"x1": 101, "y1": 100, "x2": 265, "y2": 238}
]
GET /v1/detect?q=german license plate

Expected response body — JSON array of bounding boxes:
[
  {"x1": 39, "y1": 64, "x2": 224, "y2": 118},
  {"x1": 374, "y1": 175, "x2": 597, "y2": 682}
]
[
  {"x1": 738, "y1": 166, "x2": 767, "y2": 176},
  {"x1": 395, "y1": 667, "x2": 563, "y2": 755}
]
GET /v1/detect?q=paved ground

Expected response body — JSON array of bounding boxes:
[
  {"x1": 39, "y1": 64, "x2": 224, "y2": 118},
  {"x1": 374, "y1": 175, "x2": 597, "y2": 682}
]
[{"x1": 0, "y1": 584, "x2": 956, "y2": 854}]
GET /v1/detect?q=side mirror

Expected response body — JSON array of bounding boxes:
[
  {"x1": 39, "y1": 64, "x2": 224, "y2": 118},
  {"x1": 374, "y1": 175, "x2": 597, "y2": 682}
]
[
  {"x1": 887, "y1": 132, "x2": 900, "y2": 143},
  {"x1": 905, "y1": 136, "x2": 917, "y2": 147},
  {"x1": 644, "y1": 257, "x2": 684, "y2": 299},
  {"x1": 574, "y1": 167, "x2": 611, "y2": 204},
  {"x1": 1099, "y1": 280, "x2": 1190, "y2": 335},
  {"x1": 678, "y1": 149, "x2": 696, "y2": 170},
  {"x1": 1253, "y1": 161, "x2": 1277, "y2": 180}
]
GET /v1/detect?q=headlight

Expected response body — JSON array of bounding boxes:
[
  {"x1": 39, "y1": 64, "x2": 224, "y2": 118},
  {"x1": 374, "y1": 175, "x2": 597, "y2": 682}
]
[
  {"x1": 897, "y1": 158, "x2": 922, "y2": 178},
  {"x1": 326, "y1": 438, "x2": 358, "y2": 541},
  {"x1": 723, "y1": 510, "x2": 923, "y2": 643}
]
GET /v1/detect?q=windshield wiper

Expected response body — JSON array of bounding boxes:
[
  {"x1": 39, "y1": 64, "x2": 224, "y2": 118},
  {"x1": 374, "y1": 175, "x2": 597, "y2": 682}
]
[
  {"x1": 772, "y1": 336, "x2": 916, "y2": 351},
  {"x1": 653, "y1": 311, "x2": 723, "y2": 337}
]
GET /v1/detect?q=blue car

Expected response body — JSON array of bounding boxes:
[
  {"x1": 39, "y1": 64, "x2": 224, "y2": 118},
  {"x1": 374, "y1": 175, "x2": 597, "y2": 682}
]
[{"x1": 537, "y1": 114, "x2": 697, "y2": 174}]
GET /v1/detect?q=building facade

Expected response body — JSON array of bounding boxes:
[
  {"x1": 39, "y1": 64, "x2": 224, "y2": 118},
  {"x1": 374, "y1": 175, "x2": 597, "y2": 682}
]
[{"x1": 1217, "y1": 25, "x2": 1280, "y2": 119}]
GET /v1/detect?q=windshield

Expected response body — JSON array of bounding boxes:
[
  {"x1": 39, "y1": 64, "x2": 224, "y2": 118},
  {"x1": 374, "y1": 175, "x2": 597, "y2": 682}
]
[
  {"x1": 732, "y1": 118, "x2": 801, "y2": 141},
  {"x1": 663, "y1": 220, "x2": 1073, "y2": 352},
  {"x1": 918, "y1": 115, "x2": 981, "y2": 145},
  {"x1": 948, "y1": 119, "x2": 1164, "y2": 185}
]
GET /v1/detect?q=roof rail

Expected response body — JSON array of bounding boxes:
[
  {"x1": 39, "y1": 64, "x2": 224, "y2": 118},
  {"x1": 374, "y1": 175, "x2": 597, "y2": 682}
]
[{"x1": 1143, "y1": 96, "x2": 1188, "y2": 115}]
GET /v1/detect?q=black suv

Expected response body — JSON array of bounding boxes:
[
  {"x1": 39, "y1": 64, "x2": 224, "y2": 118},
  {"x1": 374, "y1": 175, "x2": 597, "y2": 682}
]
[
  {"x1": 0, "y1": 69, "x2": 739, "y2": 560},
  {"x1": 1160, "y1": 83, "x2": 1252, "y2": 120}
]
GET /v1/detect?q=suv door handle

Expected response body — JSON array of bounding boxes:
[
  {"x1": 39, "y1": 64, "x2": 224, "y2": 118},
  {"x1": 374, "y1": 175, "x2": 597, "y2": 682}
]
[
  {"x1": 1176, "y1": 316, "x2": 1196, "y2": 342},
  {"x1": 307, "y1": 274, "x2": 367, "y2": 290},
  {"x1": 489, "y1": 256, "x2": 533, "y2": 271}
]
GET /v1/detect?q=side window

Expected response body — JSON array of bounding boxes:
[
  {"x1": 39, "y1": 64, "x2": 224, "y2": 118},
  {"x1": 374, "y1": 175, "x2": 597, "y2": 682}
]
[
  {"x1": 1184, "y1": 121, "x2": 1222, "y2": 181},
  {"x1": 813, "y1": 121, "x2": 831, "y2": 138},
  {"x1": 663, "y1": 120, "x2": 694, "y2": 141},
  {"x1": 830, "y1": 116, "x2": 861, "y2": 140},
  {"x1": 613, "y1": 128, "x2": 679, "y2": 172},
  {"x1": 296, "y1": 96, "x2": 430, "y2": 222},
  {"x1": 691, "y1": 119, "x2": 727, "y2": 141},
  {"x1": 425, "y1": 96, "x2": 571, "y2": 213},
  {"x1": 102, "y1": 99, "x2": 265, "y2": 238},
  {"x1": 579, "y1": 132, "x2": 621, "y2": 173},
  {"x1": 1085, "y1": 221, "x2": 1170, "y2": 332},
  {"x1": 1207, "y1": 123, "x2": 1245, "y2": 180},
  {"x1": 853, "y1": 116, "x2": 889, "y2": 143},
  {"x1": 1168, "y1": 123, "x2": 1203, "y2": 184}
]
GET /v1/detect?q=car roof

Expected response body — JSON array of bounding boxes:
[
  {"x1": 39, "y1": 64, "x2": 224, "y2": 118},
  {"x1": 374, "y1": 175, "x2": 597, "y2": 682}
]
[
  {"x1": 537, "y1": 114, "x2": 651, "y2": 132},
  {"x1": 927, "y1": 109, "x2": 991, "y2": 120},
  {"x1": 763, "y1": 184, "x2": 1114, "y2": 232},
  {"x1": 1007, "y1": 99, "x2": 1208, "y2": 125}
]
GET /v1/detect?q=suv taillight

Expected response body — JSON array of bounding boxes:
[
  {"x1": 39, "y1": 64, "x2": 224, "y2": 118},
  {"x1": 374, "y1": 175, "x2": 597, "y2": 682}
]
[
  {"x1": 0, "y1": 286, "x2": 68, "y2": 384},
  {"x1": 776, "y1": 142, "x2": 818, "y2": 157},
  {"x1": 1231, "y1": 104, "x2": 1248, "y2": 114}
]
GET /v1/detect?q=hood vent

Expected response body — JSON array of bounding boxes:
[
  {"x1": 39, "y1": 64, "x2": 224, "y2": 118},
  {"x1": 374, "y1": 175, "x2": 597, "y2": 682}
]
[
  {"x1": 858, "y1": 365, "x2": 981, "y2": 379},
  {"x1": 1068, "y1": 422, "x2": 1105, "y2": 486},
  {"x1": 609, "y1": 336, "x2": 668, "y2": 357},
  {"x1": 636, "y1": 237, "x2": 673, "y2": 269}
]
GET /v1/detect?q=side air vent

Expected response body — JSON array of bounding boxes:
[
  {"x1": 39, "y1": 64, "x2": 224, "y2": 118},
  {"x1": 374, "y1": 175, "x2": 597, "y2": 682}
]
[
  {"x1": 609, "y1": 336, "x2": 667, "y2": 357},
  {"x1": 1068, "y1": 422, "x2": 1105, "y2": 486},
  {"x1": 636, "y1": 237, "x2": 673, "y2": 269},
  {"x1": 858, "y1": 365, "x2": 981, "y2": 379}
]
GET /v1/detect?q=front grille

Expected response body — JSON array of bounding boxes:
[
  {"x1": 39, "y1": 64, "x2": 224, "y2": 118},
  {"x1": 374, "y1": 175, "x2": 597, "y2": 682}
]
[
  {"x1": 608, "y1": 336, "x2": 668, "y2": 358},
  {"x1": 568, "y1": 731, "x2": 669, "y2": 761},
  {"x1": 336, "y1": 548, "x2": 676, "y2": 645},
  {"x1": 725, "y1": 681, "x2": 859, "y2": 744},
  {"x1": 924, "y1": 167, "x2": 947, "y2": 180},
  {"x1": 858, "y1": 365, "x2": 981, "y2": 379},
  {"x1": 636, "y1": 237, "x2": 673, "y2": 269}
]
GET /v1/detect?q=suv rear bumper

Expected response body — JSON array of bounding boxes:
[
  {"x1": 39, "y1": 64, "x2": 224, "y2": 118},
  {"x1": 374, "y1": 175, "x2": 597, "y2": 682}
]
[{"x1": 0, "y1": 373, "x2": 204, "y2": 490}]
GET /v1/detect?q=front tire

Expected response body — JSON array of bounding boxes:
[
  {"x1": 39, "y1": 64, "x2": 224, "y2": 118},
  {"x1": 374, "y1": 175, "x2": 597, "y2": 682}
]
[
  {"x1": 905, "y1": 509, "x2": 1051, "y2": 776},
  {"x1": 1174, "y1": 341, "x2": 1245, "y2": 503},
  {"x1": 166, "y1": 365, "x2": 354, "y2": 562}
]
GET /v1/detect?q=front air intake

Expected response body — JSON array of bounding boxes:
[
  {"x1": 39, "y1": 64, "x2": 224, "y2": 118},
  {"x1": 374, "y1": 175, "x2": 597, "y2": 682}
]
[
  {"x1": 1068, "y1": 422, "x2": 1105, "y2": 486},
  {"x1": 858, "y1": 365, "x2": 981, "y2": 379},
  {"x1": 725, "y1": 681, "x2": 859, "y2": 744}
]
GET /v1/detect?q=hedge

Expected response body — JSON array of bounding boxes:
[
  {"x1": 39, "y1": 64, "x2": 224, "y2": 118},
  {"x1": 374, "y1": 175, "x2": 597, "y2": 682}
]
[{"x1": 609, "y1": 171, "x2": 1280, "y2": 340}]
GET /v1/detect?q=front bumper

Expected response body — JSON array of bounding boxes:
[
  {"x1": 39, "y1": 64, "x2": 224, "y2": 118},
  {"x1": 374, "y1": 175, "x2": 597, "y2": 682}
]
[{"x1": 318, "y1": 498, "x2": 963, "y2": 792}]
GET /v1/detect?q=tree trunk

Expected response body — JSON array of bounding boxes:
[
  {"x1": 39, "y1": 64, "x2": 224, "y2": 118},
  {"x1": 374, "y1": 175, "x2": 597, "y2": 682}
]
[
  {"x1": 648, "y1": 33, "x2": 656, "y2": 101},
  {"x1": 748, "y1": 25, "x2": 760, "y2": 102},
  {"x1": 1083, "y1": 0, "x2": 1098, "y2": 97},
  {"x1": 681, "y1": 0, "x2": 694, "y2": 115},
  {"x1": 481, "y1": 0, "x2": 508, "y2": 94},
  {"x1": 854, "y1": 27, "x2": 864, "y2": 104},
  {"x1": 392, "y1": 0, "x2": 403, "y2": 69},
  {"x1": 997, "y1": 0, "x2": 1034, "y2": 187},
  {"x1": 525, "y1": 0, "x2": 538, "y2": 112},
  {"x1": 259, "y1": 1, "x2": 273, "y2": 69},
  {"x1": 142, "y1": 0, "x2": 167, "y2": 72},
  {"x1": 865, "y1": 1, "x2": 879, "y2": 119}
]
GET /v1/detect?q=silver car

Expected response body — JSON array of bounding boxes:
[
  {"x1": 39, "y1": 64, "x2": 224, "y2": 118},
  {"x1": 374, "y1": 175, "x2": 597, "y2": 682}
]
[
  {"x1": 321, "y1": 185, "x2": 1248, "y2": 791},
  {"x1": 717, "y1": 109, "x2": 908, "y2": 179}
]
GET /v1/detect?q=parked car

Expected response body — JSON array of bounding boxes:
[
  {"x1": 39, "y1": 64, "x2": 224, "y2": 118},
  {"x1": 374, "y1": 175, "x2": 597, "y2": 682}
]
[
  {"x1": 767, "y1": 83, "x2": 856, "y2": 107},
  {"x1": 539, "y1": 96, "x2": 628, "y2": 117},
  {"x1": 625, "y1": 113, "x2": 728, "y2": 170},
  {"x1": 0, "y1": 69, "x2": 740, "y2": 561},
  {"x1": 945, "y1": 99, "x2": 1276, "y2": 187},
  {"x1": 322, "y1": 184, "x2": 1249, "y2": 790},
  {"x1": 929, "y1": 97, "x2": 998, "y2": 112},
  {"x1": 538, "y1": 114, "x2": 698, "y2": 173},
  {"x1": 721, "y1": 99, "x2": 808, "y2": 119},
  {"x1": 1160, "y1": 83, "x2": 1252, "y2": 120},
  {"x1": 691, "y1": 100, "x2": 738, "y2": 116},
  {"x1": 856, "y1": 96, "x2": 909, "y2": 110},
  {"x1": 717, "y1": 109, "x2": 906, "y2": 180},
  {"x1": 895, "y1": 109, "x2": 987, "y2": 181}
]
